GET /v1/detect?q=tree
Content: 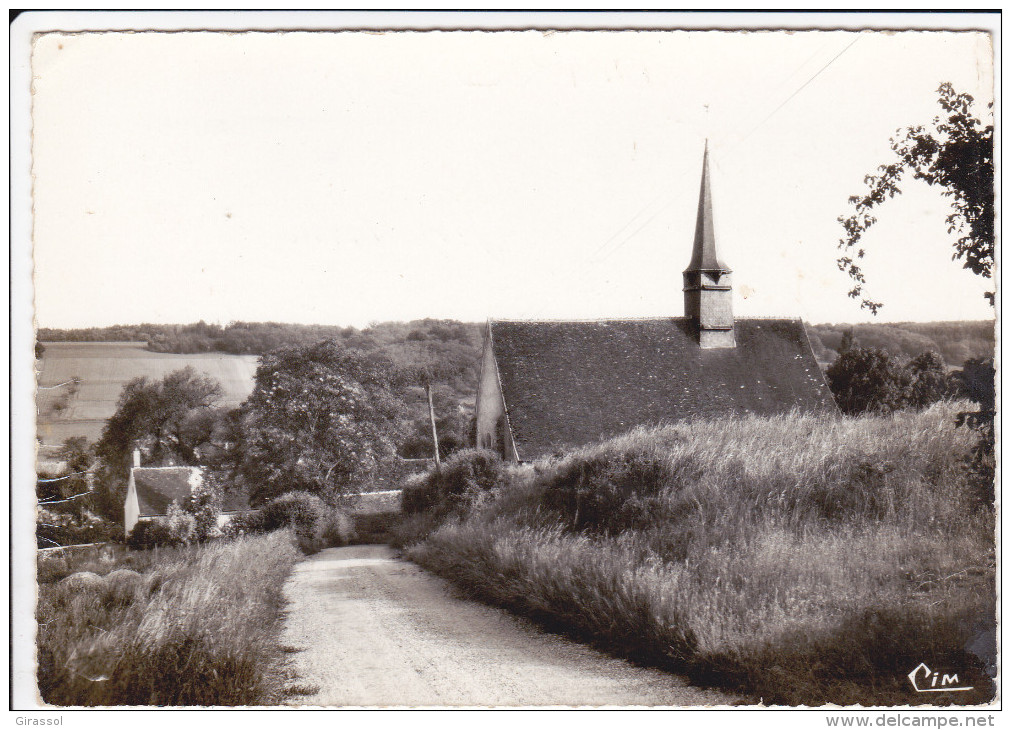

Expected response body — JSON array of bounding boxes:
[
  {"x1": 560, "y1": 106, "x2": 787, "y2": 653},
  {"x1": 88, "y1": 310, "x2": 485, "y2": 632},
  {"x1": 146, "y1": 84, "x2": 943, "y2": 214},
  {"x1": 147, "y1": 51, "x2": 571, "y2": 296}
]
[
  {"x1": 95, "y1": 366, "x2": 224, "y2": 476},
  {"x1": 827, "y1": 332, "x2": 955, "y2": 416},
  {"x1": 233, "y1": 340, "x2": 407, "y2": 505},
  {"x1": 827, "y1": 342, "x2": 909, "y2": 415},
  {"x1": 838, "y1": 83, "x2": 994, "y2": 313},
  {"x1": 904, "y1": 350, "x2": 952, "y2": 409}
]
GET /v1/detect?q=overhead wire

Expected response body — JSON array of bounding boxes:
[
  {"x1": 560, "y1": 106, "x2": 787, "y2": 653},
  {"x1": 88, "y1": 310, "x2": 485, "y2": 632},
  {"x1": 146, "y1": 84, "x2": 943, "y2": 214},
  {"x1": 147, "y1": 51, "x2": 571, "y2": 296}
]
[
  {"x1": 729, "y1": 34, "x2": 862, "y2": 151},
  {"x1": 540, "y1": 34, "x2": 864, "y2": 315}
]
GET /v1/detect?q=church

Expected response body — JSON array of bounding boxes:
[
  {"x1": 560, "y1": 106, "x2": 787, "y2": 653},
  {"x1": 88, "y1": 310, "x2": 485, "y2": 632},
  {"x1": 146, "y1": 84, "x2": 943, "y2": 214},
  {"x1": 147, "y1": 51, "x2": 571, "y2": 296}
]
[{"x1": 474, "y1": 145, "x2": 837, "y2": 462}]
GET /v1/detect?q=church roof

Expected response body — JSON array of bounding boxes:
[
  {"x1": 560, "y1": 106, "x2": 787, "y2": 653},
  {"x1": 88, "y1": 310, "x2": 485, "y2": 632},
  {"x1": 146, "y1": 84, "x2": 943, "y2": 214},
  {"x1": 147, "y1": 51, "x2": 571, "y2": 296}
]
[
  {"x1": 489, "y1": 317, "x2": 836, "y2": 460},
  {"x1": 132, "y1": 466, "x2": 249, "y2": 517},
  {"x1": 685, "y1": 142, "x2": 731, "y2": 273}
]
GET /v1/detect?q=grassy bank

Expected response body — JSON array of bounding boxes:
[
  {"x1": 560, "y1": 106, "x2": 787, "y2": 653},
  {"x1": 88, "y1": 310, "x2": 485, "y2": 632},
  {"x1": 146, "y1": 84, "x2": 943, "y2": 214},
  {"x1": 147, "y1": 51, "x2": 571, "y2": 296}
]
[
  {"x1": 37, "y1": 531, "x2": 301, "y2": 706},
  {"x1": 405, "y1": 403, "x2": 996, "y2": 706}
]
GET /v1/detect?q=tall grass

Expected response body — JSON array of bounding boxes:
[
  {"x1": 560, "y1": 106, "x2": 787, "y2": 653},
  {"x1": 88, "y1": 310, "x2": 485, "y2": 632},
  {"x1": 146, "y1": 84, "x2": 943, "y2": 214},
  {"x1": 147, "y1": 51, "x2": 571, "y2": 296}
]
[
  {"x1": 37, "y1": 531, "x2": 301, "y2": 706},
  {"x1": 407, "y1": 403, "x2": 996, "y2": 705}
]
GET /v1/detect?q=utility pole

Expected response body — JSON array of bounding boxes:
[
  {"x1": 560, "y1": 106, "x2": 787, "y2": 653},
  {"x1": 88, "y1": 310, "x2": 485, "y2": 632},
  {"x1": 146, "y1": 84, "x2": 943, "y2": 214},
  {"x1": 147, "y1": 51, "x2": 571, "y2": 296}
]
[{"x1": 425, "y1": 382, "x2": 441, "y2": 473}]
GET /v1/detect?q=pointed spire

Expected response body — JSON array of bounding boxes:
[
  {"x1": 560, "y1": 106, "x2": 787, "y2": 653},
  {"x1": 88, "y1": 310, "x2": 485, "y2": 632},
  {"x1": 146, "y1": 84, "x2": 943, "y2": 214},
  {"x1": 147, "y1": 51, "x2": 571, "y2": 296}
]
[{"x1": 685, "y1": 141, "x2": 731, "y2": 273}]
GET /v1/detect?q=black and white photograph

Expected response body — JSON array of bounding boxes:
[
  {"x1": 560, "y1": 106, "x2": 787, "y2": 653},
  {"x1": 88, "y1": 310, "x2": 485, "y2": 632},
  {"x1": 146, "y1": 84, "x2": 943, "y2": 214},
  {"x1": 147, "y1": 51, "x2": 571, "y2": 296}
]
[{"x1": 10, "y1": 10, "x2": 999, "y2": 716}]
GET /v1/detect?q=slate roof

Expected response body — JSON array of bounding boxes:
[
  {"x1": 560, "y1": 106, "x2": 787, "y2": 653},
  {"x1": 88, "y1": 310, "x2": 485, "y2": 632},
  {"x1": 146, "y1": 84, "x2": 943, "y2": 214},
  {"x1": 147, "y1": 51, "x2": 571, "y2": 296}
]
[
  {"x1": 490, "y1": 317, "x2": 836, "y2": 460},
  {"x1": 133, "y1": 467, "x2": 249, "y2": 517},
  {"x1": 133, "y1": 467, "x2": 199, "y2": 518}
]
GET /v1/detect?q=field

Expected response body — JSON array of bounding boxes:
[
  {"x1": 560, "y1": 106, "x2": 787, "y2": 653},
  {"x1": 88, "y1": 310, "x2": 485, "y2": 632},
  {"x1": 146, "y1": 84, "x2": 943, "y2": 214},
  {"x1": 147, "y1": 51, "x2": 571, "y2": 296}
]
[
  {"x1": 404, "y1": 402, "x2": 996, "y2": 706},
  {"x1": 35, "y1": 342, "x2": 257, "y2": 445},
  {"x1": 36, "y1": 531, "x2": 301, "y2": 706}
]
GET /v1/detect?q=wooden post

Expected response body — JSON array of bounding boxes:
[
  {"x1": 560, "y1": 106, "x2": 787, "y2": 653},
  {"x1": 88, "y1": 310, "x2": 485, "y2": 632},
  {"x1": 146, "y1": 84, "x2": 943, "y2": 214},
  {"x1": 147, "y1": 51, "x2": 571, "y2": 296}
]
[{"x1": 426, "y1": 383, "x2": 441, "y2": 473}]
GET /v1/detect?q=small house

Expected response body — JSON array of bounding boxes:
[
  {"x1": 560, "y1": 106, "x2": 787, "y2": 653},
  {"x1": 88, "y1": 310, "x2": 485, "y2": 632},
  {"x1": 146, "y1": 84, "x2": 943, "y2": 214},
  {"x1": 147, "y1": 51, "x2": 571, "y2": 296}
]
[{"x1": 123, "y1": 449, "x2": 250, "y2": 536}]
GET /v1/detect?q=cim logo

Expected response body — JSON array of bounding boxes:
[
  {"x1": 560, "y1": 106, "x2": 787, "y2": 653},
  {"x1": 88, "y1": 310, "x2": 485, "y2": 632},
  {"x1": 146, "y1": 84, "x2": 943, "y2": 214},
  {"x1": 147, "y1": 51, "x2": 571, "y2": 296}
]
[{"x1": 908, "y1": 662, "x2": 973, "y2": 693}]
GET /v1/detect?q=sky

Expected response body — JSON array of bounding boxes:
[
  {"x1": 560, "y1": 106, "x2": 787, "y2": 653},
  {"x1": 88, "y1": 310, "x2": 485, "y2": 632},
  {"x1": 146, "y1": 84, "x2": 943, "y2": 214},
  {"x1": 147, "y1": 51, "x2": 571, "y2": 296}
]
[{"x1": 28, "y1": 27, "x2": 995, "y2": 329}]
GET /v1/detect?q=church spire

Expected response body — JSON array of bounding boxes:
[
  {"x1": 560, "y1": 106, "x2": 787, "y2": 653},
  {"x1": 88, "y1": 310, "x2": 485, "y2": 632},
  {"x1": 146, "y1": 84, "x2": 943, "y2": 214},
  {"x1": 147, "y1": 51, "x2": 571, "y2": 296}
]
[
  {"x1": 683, "y1": 142, "x2": 735, "y2": 349},
  {"x1": 686, "y1": 140, "x2": 730, "y2": 273}
]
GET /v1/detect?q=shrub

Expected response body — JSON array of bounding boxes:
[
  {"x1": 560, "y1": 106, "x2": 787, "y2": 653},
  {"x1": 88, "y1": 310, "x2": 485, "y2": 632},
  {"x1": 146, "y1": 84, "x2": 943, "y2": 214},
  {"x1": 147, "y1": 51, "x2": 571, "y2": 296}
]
[
  {"x1": 905, "y1": 350, "x2": 954, "y2": 409},
  {"x1": 236, "y1": 491, "x2": 354, "y2": 554},
  {"x1": 438, "y1": 448, "x2": 506, "y2": 502},
  {"x1": 954, "y1": 358, "x2": 996, "y2": 507},
  {"x1": 222, "y1": 510, "x2": 262, "y2": 537},
  {"x1": 186, "y1": 475, "x2": 223, "y2": 541},
  {"x1": 37, "y1": 509, "x2": 120, "y2": 550},
  {"x1": 319, "y1": 508, "x2": 355, "y2": 547},
  {"x1": 400, "y1": 449, "x2": 506, "y2": 516},
  {"x1": 127, "y1": 520, "x2": 175, "y2": 550},
  {"x1": 257, "y1": 491, "x2": 327, "y2": 532},
  {"x1": 540, "y1": 447, "x2": 681, "y2": 534},
  {"x1": 165, "y1": 502, "x2": 198, "y2": 545},
  {"x1": 401, "y1": 472, "x2": 439, "y2": 514}
]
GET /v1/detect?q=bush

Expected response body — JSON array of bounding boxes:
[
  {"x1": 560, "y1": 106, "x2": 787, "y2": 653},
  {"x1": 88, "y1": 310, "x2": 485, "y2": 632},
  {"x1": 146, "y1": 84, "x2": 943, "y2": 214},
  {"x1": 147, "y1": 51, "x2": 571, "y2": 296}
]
[
  {"x1": 319, "y1": 508, "x2": 355, "y2": 547},
  {"x1": 127, "y1": 520, "x2": 175, "y2": 550},
  {"x1": 257, "y1": 491, "x2": 326, "y2": 531},
  {"x1": 540, "y1": 447, "x2": 679, "y2": 534},
  {"x1": 954, "y1": 358, "x2": 996, "y2": 507},
  {"x1": 222, "y1": 510, "x2": 262, "y2": 537},
  {"x1": 400, "y1": 449, "x2": 505, "y2": 516},
  {"x1": 401, "y1": 472, "x2": 439, "y2": 514},
  {"x1": 165, "y1": 502, "x2": 198, "y2": 545},
  {"x1": 37, "y1": 509, "x2": 120, "y2": 550},
  {"x1": 125, "y1": 500, "x2": 206, "y2": 549},
  {"x1": 233, "y1": 491, "x2": 354, "y2": 554}
]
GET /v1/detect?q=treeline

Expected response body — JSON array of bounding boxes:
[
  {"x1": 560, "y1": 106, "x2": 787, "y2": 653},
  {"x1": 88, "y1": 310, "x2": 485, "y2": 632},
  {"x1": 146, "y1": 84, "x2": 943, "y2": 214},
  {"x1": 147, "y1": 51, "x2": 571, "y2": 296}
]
[
  {"x1": 808, "y1": 320, "x2": 993, "y2": 366},
  {"x1": 40, "y1": 319, "x2": 992, "y2": 367}
]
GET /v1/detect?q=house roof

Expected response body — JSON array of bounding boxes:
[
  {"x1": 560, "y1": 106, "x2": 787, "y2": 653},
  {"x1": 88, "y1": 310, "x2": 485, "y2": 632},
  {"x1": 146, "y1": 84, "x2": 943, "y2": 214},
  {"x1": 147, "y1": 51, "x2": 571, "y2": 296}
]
[
  {"x1": 132, "y1": 466, "x2": 249, "y2": 516},
  {"x1": 133, "y1": 467, "x2": 199, "y2": 518},
  {"x1": 489, "y1": 317, "x2": 836, "y2": 460}
]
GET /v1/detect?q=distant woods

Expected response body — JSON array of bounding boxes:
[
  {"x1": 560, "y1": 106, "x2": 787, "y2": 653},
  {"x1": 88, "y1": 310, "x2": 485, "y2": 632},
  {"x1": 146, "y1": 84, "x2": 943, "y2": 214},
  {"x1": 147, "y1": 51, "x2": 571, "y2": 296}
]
[
  {"x1": 39, "y1": 317, "x2": 992, "y2": 368},
  {"x1": 806, "y1": 320, "x2": 993, "y2": 367},
  {"x1": 37, "y1": 319, "x2": 481, "y2": 360}
]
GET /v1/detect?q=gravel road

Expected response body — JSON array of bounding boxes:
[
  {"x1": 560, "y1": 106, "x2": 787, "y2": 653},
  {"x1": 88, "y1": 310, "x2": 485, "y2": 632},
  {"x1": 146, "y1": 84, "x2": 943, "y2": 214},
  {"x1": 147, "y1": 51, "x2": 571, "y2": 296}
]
[{"x1": 280, "y1": 544, "x2": 737, "y2": 707}]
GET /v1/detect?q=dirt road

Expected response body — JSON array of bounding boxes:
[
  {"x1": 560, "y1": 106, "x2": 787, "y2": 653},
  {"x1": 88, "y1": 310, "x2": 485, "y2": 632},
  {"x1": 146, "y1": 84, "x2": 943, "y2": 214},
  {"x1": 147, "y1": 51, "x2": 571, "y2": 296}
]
[{"x1": 280, "y1": 544, "x2": 737, "y2": 707}]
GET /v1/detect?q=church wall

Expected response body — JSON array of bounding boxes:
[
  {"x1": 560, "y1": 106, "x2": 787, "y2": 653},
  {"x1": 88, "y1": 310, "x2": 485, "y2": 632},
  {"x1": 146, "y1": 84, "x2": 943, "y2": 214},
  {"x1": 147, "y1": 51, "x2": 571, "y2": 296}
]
[{"x1": 475, "y1": 334, "x2": 505, "y2": 453}]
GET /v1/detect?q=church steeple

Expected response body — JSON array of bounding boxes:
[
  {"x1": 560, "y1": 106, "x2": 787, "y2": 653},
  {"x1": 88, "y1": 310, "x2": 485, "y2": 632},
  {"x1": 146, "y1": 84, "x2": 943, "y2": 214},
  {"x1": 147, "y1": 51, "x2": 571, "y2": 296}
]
[{"x1": 683, "y1": 142, "x2": 735, "y2": 348}]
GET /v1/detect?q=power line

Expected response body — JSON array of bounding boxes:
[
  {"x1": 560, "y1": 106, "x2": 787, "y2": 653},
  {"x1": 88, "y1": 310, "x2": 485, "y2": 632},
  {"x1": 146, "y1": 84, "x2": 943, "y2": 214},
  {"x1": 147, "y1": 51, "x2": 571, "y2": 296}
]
[
  {"x1": 557, "y1": 35, "x2": 863, "y2": 306},
  {"x1": 734, "y1": 34, "x2": 862, "y2": 149},
  {"x1": 585, "y1": 191, "x2": 667, "y2": 262}
]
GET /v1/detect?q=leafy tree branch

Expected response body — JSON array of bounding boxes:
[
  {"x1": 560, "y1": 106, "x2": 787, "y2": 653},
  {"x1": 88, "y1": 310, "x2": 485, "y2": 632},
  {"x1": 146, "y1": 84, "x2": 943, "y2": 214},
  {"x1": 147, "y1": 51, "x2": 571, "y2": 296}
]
[{"x1": 838, "y1": 83, "x2": 994, "y2": 313}]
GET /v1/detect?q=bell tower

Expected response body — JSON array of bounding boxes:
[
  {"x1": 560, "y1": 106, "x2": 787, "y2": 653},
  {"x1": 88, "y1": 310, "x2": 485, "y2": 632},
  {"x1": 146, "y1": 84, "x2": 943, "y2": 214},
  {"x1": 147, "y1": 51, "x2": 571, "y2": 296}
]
[{"x1": 683, "y1": 142, "x2": 735, "y2": 348}]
